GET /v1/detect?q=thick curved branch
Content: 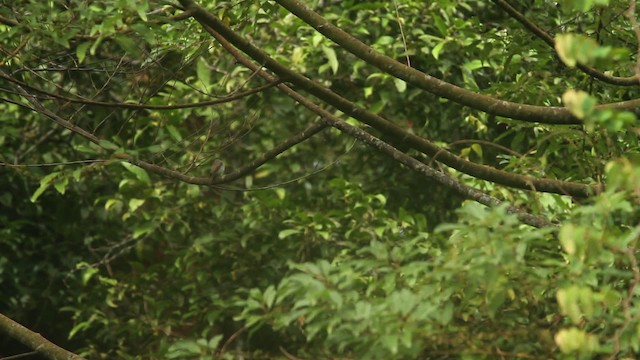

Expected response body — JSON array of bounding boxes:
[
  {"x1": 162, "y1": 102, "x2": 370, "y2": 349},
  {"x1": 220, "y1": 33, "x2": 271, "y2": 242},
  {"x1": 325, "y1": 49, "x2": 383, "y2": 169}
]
[
  {"x1": 492, "y1": 0, "x2": 640, "y2": 86},
  {"x1": 0, "y1": 313, "x2": 85, "y2": 360},
  {"x1": 178, "y1": 1, "x2": 599, "y2": 198},
  {"x1": 205, "y1": 28, "x2": 552, "y2": 228},
  {"x1": 268, "y1": 0, "x2": 640, "y2": 123}
]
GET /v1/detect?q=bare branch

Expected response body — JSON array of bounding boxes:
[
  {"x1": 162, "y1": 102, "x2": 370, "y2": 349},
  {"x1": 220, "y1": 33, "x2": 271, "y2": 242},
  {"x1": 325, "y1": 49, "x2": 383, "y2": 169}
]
[
  {"x1": 216, "y1": 121, "x2": 327, "y2": 183},
  {"x1": 0, "y1": 69, "x2": 101, "y2": 144},
  {"x1": 0, "y1": 313, "x2": 85, "y2": 360}
]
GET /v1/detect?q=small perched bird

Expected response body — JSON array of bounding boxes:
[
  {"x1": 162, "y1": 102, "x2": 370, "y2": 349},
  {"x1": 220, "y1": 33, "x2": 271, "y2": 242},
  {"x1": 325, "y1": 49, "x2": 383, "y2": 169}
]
[{"x1": 210, "y1": 159, "x2": 225, "y2": 179}]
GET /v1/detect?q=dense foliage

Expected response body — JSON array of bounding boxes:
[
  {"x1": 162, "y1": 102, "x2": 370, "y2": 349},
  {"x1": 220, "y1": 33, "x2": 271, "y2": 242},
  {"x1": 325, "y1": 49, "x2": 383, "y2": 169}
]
[{"x1": 2, "y1": 0, "x2": 640, "y2": 359}]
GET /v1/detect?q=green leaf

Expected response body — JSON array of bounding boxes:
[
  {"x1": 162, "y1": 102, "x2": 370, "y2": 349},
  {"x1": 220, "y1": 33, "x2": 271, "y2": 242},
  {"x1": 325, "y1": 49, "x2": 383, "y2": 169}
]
[
  {"x1": 135, "y1": 1, "x2": 149, "y2": 21},
  {"x1": 166, "y1": 125, "x2": 182, "y2": 142},
  {"x1": 278, "y1": 229, "x2": 300, "y2": 239},
  {"x1": 393, "y1": 78, "x2": 407, "y2": 93},
  {"x1": 380, "y1": 335, "x2": 399, "y2": 354},
  {"x1": 562, "y1": 89, "x2": 596, "y2": 119},
  {"x1": 208, "y1": 335, "x2": 223, "y2": 349},
  {"x1": 167, "y1": 340, "x2": 201, "y2": 358},
  {"x1": 196, "y1": 57, "x2": 211, "y2": 88},
  {"x1": 263, "y1": 285, "x2": 277, "y2": 308},
  {"x1": 555, "y1": 34, "x2": 610, "y2": 67},
  {"x1": 114, "y1": 35, "x2": 141, "y2": 58},
  {"x1": 322, "y1": 45, "x2": 339, "y2": 74},
  {"x1": 432, "y1": 41, "x2": 446, "y2": 60},
  {"x1": 555, "y1": 327, "x2": 599, "y2": 354},
  {"x1": 471, "y1": 143, "x2": 483, "y2": 158},
  {"x1": 30, "y1": 172, "x2": 60, "y2": 203},
  {"x1": 76, "y1": 42, "x2": 91, "y2": 64},
  {"x1": 82, "y1": 267, "x2": 99, "y2": 285},
  {"x1": 561, "y1": 0, "x2": 608, "y2": 12},
  {"x1": 121, "y1": 162, "x2": 151, "y2": 185},
  {"x1": 128, "y1": 198, "x2": 145, "y2": 212},
  {"x1": 54, "y1": 176, "x2": 69, "y2": 195},
  {"x1": 132, "y1": 222, "x2": 157, "y2": 239},
  {"x1": 99, "y1": 139, "x2": 120, "y2": 151}
]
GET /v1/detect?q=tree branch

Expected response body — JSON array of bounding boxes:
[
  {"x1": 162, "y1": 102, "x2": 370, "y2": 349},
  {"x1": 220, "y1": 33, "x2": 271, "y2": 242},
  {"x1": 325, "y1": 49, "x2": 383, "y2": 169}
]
[
  {"x1": 491, "y1": 0, "x2": 640, "y2": 86},
  {"x1": 269, "y1": 0, "x2": 640, "y2": 123},
  {"x1": 216, "y1": 121, "x2": 327, "y2": 183},
  {"x1": 203, "y1": 25, "x2": 554, "y2": 228},
  {"x1": 178, "y1": 0, "x2": 600, "y2": 198},
  {"x1": 0, "y1": 313, "x2": 85, "y2": 360},
  {"x1": 1, "y1": 68, "x2": 325, "y2": 187}
]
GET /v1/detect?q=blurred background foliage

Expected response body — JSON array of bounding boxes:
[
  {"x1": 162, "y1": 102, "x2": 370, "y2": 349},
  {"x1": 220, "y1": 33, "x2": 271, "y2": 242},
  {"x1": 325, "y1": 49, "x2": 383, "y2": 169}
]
[{"x1": 2, "y1": 0, "x2": 640, "y2": 358}]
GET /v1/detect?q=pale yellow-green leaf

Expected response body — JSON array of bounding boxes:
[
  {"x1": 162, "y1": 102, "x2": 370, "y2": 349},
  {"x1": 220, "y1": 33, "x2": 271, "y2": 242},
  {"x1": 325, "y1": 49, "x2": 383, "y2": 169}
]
[
  {"x1": 128, "y1": 198, "x2": 145, "y2": 212},
  {"x1": 555, "y1": 327, "x2": 599, "y2": 354},
  {"x1": 196, "y1": 57, "x2": 211, "y2": 89},
  {"x1": 322, "y1": 46, "x2": 339, "y2": 74},
  {"x1": 562, "y1": 89, "x2": 596, "y2": 119},
  {"x1": 393, "y1": 78, "x2": 407, "y2": 93}
]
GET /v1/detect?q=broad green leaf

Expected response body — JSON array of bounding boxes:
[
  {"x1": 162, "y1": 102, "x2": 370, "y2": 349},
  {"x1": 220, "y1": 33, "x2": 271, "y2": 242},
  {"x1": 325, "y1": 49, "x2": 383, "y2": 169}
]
[
  {"x1": 54, "y1": 176, "x2": 69, "y2": 195},
  {"x1": 132, "y1": 222, "x2": 157, "y2": 239},
  {"x1": 555, "y1": 327, "x2": 599, "y2": 354},
  {"x1": 278, "y1": 229, "x2": 300, "y2": 239},
  {"x1": 166, "y1": 125, "x2": 182, "y2": 142},
  {"x1": 99, "y1": 139, "x2": 120, "y2": 151},
  {"x1": 322, "y1": 45, "x2": 339, "y2": 74},
  {"x1": 562, "y1": 89, "x2": 596, "y2": 119},
  {"x1": 196, "y1": 57, "x2": 211, "y2": 88},
  {"x1": 82, "y1": 267, "x2": 99, "y2": 285},
  {"x1": 128, "y1": 198, "x2": 145, "y2": 212},
  {"x1": 263, "y1": 285, "x2": 277, "y2": 308},
  {"x1": 121, "y1": 162, "x2": 151, "y2": 184},
  {"x1": 393, "y1": 78, "x2": 407, "y2": 93},
  {"x1": 555, "y1": 34, "x2": 610, "y2": 67},
  {"x1": 76, "y1": 42, "x2": 91, "y2": 63},
  {"x1": 560, "y1": 0, "x2": 608, "y2": 12},
  {"x1": 432, "y1": 41, "x2": 446, "y2": 60}
]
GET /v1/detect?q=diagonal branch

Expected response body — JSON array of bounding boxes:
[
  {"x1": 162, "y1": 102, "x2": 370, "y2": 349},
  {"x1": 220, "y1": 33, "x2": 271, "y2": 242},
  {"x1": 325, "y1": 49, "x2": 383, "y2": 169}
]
[
  {"x1": 269, "y1": 0, "x2": 640, "y2": 123},
  {"x1": 205, "y1": 25, "x2": 554, "y2": 228},
  {"x1": 0, "y1": 312, "x2": 85, "y2": 360},
  {"x1": 491, "y1": 0, "x2": 640, "y2": 86},
  {"x1": 216, "y1": 121, "x2": 327, "y2": 183},
  {"x1": 0, "y1": 69, "x2": 101, "y2": 144},
  {"x1": 178, "y1": 0, "x2": 600, "y2": 198}
]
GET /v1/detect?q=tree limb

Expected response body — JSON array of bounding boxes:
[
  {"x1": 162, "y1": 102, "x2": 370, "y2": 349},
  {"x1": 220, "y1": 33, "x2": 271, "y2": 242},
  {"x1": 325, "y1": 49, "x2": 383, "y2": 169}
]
[
  {"x1": 0, "y1": 313, "x2": 85, "y2": 360},
  {"x1": 178, "y1": 0, "x2": 600, "y2": 197},
  {"x1": 491, "y1": 0, "x2": 640, "y2": 86},
  {"x1": 270, "y1": 0, "x2": 640, "y2": 123},
  {"x1": 203, "y1": 25, "x2": 554, "y2": 228}
]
